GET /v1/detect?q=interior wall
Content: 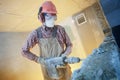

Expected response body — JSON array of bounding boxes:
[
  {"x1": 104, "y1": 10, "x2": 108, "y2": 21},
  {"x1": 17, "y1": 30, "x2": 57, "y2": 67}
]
[
  {"x1": 0, "y1": 0, "x2": 97, "y2": 32},
  {"x1": 100, "y1": 0, "x2": 120, "y2": 27},
  {"x1": 73, "y1": 3, "x2": 105, "y2": 55},
  {"x1": 100, "y1": 0, "x2": 120, "y2": 48},
  {"x1": 0, "y1": 32, "x2": 43, "y2": 80}
]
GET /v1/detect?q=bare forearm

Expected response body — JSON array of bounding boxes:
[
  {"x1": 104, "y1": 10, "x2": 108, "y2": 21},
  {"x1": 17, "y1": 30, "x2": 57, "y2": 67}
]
[{"x1": 63, "y1": 46, "x2": 72, "y2": 56}]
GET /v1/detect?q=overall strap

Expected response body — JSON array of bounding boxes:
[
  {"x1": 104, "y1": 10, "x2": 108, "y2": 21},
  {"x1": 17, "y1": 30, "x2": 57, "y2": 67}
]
[
  {"x1": 36, "y1": 27, "x2": 43, "y2": 38},
  {"x1": 52, "y1": 26, "x2": 57, "y2": 38}
]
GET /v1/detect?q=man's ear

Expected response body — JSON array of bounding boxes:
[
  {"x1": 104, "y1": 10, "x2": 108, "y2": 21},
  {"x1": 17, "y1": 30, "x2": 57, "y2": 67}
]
[{"x1": 38, "y1": 13, "x2": 45, "y2": 23}]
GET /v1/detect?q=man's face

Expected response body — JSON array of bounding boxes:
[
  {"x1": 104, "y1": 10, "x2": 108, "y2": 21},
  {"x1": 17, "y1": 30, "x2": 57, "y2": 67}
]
[{"x1": 44, "y1": 13, "x2": 57, "y2": 27}]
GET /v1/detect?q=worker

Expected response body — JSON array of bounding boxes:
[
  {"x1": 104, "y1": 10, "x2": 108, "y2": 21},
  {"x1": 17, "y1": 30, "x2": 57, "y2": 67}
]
[{"x1": 21, "y1": 1, "x2": 72, "y2": 80}]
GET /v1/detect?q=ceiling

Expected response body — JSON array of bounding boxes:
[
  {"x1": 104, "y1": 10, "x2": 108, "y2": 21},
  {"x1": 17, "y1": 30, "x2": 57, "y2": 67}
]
[{"x1": 0, "y1": 0, "x2": 96, "y2": 32}]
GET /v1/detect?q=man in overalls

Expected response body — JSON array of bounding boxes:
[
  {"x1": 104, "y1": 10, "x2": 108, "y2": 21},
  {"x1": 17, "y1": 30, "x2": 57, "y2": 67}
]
[{"x1": 21, "y1": 1, "x2": 72, "y2": 80}]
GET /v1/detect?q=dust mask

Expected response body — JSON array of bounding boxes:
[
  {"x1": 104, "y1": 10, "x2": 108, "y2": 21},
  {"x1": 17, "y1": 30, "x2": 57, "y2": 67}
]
[{"x1": 44, "y1": 13, "x2": 57, "y2": 27}]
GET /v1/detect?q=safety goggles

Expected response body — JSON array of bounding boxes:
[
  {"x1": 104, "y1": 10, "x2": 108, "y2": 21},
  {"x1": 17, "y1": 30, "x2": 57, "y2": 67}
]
[{"x1": 44, "y1": 13, "x2": 57, "y2": 20}]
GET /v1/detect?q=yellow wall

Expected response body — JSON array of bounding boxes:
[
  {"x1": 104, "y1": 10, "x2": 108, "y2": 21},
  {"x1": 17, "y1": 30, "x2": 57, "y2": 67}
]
[
  {"x1": 0, "y1": 32, "x2": 43, "y2": 80},
  {"x1": 0, "y1": 0, "x2": 96, "y2": 32}
]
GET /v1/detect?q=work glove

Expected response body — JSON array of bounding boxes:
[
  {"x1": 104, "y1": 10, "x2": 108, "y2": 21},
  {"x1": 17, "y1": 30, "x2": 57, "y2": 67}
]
[
  {"x1": 60, "y1": 54, "x2": 67, "y2": 61},
  {"x1": 56, "y1": 64, "x2": 67, "y2": 68},
  {"x1": 54, "y1": 54, "x2": 67, "y2": 68}
]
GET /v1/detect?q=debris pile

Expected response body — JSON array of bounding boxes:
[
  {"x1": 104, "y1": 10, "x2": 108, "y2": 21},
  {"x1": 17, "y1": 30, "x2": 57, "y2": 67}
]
[{"x1": 72, "y1": 36, "x2": 120, "y2": 80}]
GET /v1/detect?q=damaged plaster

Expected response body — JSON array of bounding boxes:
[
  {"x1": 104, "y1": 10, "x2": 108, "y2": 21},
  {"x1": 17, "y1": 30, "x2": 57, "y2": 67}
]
[{"x1": 72, "y1": 35, "x2": 120, "y2": 80}]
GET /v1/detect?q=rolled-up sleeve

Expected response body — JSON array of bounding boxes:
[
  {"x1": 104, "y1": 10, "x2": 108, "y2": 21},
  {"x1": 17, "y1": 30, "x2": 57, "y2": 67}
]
[
  {"x1": 62, "y1": 27, "x2": 72, "y2": 55},
  {"x1": 21, "y1": 30, "x2": 39, "y2": 63}
]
